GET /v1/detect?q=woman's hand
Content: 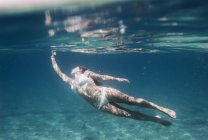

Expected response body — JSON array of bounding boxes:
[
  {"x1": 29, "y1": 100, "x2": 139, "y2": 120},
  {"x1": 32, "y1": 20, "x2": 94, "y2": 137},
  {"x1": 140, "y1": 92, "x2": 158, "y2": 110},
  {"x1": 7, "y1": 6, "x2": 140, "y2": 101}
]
[
  {"x1": 51, "y1": 51, "x2": 56, "y2": 60},
  {"x1": 116, "y1": 78, "x2": 130, "y2": 83},
  {"x1": 52, "y1": 50, "x2": 56, "y2": 56}
]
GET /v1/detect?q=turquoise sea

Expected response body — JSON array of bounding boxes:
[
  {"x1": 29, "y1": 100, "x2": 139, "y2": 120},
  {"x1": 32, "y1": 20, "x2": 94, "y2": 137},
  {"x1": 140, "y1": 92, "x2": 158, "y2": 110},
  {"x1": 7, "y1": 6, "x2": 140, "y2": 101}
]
[{"x1": 0, "y1": 0, "x2": 208, "y2": 139}]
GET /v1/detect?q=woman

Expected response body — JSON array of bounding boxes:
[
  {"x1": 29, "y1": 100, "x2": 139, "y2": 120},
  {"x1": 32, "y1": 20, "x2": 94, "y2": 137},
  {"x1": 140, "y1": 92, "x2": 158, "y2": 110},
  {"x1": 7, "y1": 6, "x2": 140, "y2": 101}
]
[{"x1": 51, "y1": 51, "x2": 176, "y2": 126}]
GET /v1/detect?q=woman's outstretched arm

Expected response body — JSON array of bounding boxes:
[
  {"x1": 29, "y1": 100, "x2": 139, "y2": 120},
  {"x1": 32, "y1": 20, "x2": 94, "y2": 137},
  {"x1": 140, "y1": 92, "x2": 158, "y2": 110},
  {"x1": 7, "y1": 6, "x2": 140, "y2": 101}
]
[
  {"x1": 51, "y1": 51, "x2": 73, "y2": 85},
  {"x1": 86, "y1": 70, "x2": 130, "y2": 83}
]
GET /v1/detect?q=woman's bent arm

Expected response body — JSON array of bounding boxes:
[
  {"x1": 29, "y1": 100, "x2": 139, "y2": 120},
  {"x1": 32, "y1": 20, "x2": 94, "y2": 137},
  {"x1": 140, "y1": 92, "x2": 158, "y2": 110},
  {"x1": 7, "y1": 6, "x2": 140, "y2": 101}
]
[{"x1": 86, "y1": 71, "x2": 130, "y2": 83}]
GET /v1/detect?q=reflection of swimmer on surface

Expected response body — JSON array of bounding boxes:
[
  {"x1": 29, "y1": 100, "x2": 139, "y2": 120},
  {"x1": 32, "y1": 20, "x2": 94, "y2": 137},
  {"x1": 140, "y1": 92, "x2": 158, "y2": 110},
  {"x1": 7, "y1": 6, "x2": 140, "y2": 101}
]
[
  {"x1": 65, "y1": 17, "x2": 101, "y2": 33},
  {"x1": 80, "y1": 28, "x2": 117, "y2": 38},
  {"x1": 51, "y1": 51, "x2": 176, "y2": 126},
  {"x1": 106, "y1": 46, "x2": 155, "y2": 53},
  {"x1": 71, "y1": 46, "x2": 155, "y2": 54}
]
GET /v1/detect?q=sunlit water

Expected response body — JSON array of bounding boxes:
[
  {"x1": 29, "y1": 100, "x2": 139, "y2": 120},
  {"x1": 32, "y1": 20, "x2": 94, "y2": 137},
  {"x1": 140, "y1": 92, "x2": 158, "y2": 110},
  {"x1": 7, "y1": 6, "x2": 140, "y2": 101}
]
[{"x1": 0, "y1": 0, "x2": 208, "y2": 140}]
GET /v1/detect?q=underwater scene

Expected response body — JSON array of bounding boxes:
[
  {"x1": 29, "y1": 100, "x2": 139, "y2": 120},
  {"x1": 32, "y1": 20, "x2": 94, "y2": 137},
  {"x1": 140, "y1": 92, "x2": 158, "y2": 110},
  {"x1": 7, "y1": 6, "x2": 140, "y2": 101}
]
[{"x1": 0, "y1": 0, "x2": 208, "y2": 139}]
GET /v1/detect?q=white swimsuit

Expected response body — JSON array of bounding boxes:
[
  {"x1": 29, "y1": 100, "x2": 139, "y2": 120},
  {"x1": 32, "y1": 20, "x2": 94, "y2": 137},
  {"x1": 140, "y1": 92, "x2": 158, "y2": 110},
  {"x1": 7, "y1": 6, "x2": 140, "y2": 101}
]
[
  {"x1": 98, "y1": 87, "x2": 108, "y2": 110},
  {"x1": 78, "y1": 74, "x2": 95, "y2": 87},
  {"x1": 71, "y1": 74, "x2": 94, "y2": 92}
]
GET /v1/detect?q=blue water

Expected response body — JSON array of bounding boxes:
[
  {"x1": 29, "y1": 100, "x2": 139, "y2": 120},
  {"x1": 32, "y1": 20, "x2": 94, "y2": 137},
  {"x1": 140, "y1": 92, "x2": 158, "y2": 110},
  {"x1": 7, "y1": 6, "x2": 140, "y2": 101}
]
[{"x1": 1, "y1": 0, "x2": 208, "y2": 140}]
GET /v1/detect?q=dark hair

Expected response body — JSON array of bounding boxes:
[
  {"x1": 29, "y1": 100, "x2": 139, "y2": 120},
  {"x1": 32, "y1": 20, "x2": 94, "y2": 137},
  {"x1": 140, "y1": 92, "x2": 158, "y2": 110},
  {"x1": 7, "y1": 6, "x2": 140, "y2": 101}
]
[{"x1": 79, "y1": 66, "x2": 88, "y2": 73}]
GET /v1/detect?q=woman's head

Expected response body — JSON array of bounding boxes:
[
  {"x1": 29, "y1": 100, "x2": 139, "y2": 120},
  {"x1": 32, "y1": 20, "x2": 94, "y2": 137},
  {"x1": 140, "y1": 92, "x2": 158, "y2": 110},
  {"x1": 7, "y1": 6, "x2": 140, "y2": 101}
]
[{"x1": 71, "y1": 66, "x2": 87, "y2": 75}]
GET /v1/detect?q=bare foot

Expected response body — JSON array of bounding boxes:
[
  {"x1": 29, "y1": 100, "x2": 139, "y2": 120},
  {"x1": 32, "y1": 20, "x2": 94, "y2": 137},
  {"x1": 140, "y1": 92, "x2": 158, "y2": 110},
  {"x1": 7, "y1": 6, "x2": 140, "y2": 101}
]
[{"x1": 163, "y1": 108, "x2": 176, "y2": 119}]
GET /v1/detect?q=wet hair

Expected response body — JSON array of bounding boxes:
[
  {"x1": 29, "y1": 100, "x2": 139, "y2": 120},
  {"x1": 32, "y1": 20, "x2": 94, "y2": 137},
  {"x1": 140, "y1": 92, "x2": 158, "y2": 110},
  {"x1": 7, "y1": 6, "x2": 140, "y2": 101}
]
[
  {"x1": 78, "y1": 66, "x2": 88, "y2": 73},
  {"x1": 78, "y1": 66, "x2": 103, "y2": 86}
]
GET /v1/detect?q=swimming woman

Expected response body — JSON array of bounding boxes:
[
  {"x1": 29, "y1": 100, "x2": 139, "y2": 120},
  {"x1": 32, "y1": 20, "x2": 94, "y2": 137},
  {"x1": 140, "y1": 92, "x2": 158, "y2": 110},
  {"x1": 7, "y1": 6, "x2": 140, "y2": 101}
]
[{"x1": 51, "y1": 51, "x2": 176, "y2": 126}]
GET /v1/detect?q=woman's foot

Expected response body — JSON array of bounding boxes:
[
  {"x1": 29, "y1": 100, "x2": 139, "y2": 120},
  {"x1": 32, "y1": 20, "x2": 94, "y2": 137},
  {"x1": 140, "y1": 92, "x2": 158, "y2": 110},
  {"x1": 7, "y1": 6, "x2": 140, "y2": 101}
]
[{"x1": 162, "y1": 108, "x2": 176, "y2": 119}]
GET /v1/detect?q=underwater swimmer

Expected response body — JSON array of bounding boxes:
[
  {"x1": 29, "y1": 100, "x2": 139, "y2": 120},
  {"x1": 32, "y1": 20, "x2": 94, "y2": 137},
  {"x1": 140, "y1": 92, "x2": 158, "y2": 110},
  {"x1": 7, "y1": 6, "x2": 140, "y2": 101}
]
[{"x1": 51, "y1": 51, "x2": 176, "y2": 126}]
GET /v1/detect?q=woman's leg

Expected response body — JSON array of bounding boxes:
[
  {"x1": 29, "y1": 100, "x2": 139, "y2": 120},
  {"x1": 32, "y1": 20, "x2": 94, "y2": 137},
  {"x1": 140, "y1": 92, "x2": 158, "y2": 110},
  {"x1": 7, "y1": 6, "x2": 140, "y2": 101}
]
[
  {"x1": 101, "y1": 102, "x2": 172, "y2": 127},
  {"x1": 103, "y1": 87, "x2": 176, "y2": 118}
]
